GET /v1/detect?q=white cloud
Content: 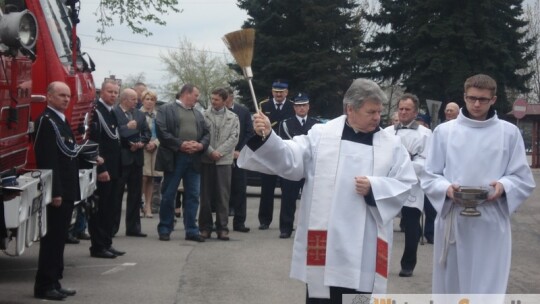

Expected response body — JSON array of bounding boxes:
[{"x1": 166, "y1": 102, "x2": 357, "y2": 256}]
[{"x1": 77, "y1": 0, "x2": 247, "y2": 98}]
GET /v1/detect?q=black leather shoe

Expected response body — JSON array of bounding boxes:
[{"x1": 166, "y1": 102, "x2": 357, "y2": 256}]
[
  {"x1": 185, "y1": 234, "x2": 205, "y2": 242},
  {"x1": 57, "y1": 287, "x2": 76, "y2": 296},
  {"x1": 107, "y1": 247, "x2": 126, "y2": 256},
  {"x1": 279, "y1": 232, "x2": 292, "y2": 239},
  {"x1": 90, "y1": 249, "x2": 117, "y2": 259},
  {"x1": 233, "y1": 226, "x2": 250, "y2": 233},
  {"x1": 34, "y1": 289, "x2": 67, "y2": 301},
  {"x1": 159, "y1": 234, "x2": 170, "y2": 241},
  {"x1": 258, "y1": 224, "x2": 269, "y2": 230},
  {"x1": 200, "y1": 230, "x2": 211, "y2": 239},
  {"x1": 76, "y1": 232, "x2": 91, "y2": 240},
  {"x1": 217, "y1": 231, "x2": 230, "y2": 241},
  {"x1": 65, "y1": 234, "x2": 80, "y2": 244},
  {"x1": 126, "y1": 231, "x2": 147, "y2": 237},
  {"x1": 399, "y1": 269, "x2": 414, "y2": 277}
]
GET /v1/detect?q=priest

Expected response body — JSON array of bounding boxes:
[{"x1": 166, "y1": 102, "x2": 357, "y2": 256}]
[
  {"x1": 238, "y1": 79, "x2": 417, "y2": 303},
  {"x1": 421, "y1": 74, "x2": 535, "y2": 294}
]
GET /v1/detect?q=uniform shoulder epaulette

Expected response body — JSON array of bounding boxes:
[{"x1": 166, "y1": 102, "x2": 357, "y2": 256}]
[
  {"x1": 258, "y1": 98, "x2": 269, "y2": 108},
  {"x1": 282, "y1": 117, "x2": 293, "y2": 123}
]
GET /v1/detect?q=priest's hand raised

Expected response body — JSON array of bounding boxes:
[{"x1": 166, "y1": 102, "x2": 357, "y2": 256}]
[
  {"x1": 354, "y1": 176, "x2": 371, "y2": 196},
  {"x1": 253, "y1": 111, "x2": 271, "y2": 138}
]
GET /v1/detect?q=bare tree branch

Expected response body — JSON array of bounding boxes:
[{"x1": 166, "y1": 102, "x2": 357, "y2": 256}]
[
  {"x1": 95, "y1": 0, "x2": 181, "y2": 43},
  {"x1": 159, "y1": 37, "x2": 240, "y2": 108},
  {"x1": 524, "y1": 0, "x2": 540, "y2": 103}
]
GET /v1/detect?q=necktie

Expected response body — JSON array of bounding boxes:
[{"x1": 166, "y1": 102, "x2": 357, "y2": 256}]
[
  {"x1": 301, "y1": 118, "x2": 305, "y2": 126},
  {"x1": 126, "y1": 111, "x2": 133, "y2": 120},
  {"x1": 276, "y1": 103, "x2": 282, "y2": 111}
]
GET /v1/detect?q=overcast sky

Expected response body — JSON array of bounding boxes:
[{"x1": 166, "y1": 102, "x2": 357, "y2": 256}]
[{"x1": 77, "y1": 0, "x2": 248, "y2": 97}]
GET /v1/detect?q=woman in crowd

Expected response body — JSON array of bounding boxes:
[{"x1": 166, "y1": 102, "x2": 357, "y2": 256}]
[{"x1": 140, "y1": 90, "x2": 162, "y2": 218}]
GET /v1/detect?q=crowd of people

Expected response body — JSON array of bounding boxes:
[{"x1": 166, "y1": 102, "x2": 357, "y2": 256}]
[{"x1": 30, "y1": 74, "x2": 535, "y2": 303}]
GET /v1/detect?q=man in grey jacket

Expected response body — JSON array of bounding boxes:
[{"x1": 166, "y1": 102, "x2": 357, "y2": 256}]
[
  {"x1": 155, "y1": 84, "x2": 210, "y2": 242},
  {"x1": 199, "y1": 88, "x2": 239, "y2": 240}
]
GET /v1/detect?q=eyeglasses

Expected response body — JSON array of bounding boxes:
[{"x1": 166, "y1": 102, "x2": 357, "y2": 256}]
[{"x1": 465, "y1": 95, "x2": 492, "y2": 104}]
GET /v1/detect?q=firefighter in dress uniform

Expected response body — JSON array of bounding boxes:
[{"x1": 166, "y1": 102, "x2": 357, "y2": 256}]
[{"x1": 277, "y1": 92, "x2": 319, "y2": 238}]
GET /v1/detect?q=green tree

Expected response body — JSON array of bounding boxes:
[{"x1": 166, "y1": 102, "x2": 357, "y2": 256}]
[
  {"x1": 364, "y1": 0, "x2": 535, "y2": 116},
  {"x1": 95, "y1": 0, "x2": 180, "y2": 43},
  {"x1": 160, "y1": 37, "x2": 239, "y2": 109},
  {"x1": 234, "y1": 0, "x2": 365, "y2": 117}
]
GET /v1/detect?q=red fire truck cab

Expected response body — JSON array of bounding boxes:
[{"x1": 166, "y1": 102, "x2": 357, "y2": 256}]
[{"x1": 1, "y1": 0, "x2": 97, "y2": 256}]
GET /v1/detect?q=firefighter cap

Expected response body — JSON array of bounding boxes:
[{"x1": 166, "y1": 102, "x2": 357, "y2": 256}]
[
  {"x1": 272, "y1": 80, "x2": 288, "y2": 91},
  {"x1": 294, "y1": 92, "x2": 309, "y2": 104}
]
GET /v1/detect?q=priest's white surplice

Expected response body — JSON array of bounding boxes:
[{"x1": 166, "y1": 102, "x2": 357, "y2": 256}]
[
  {"x1": 238, "y1": 115, "x2": 417, "y2": 298},
  {"x1": 420, "y1": 111, "x2": 535, "y2": 294}
]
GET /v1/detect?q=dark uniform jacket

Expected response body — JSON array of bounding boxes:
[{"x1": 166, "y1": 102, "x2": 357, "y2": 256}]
[
  {"x1": 89, "y1": 100, "x2": 122, "y2": 179},
  {"x1": 155, "y1": 101, "x2": 210, "y2": 173},
  {"x1": 229, "y1": 103, "x2": 254, "y2": 151},
  {"x1": 113, "y1": 106, "x2": 151, "y2": 167},
  {"x1": 34, "y1": 107, "x2": 81, "y2": 201},
  {"x1": 260, "y1": 98, "x2": 295, "y2": 136},
  {"x1": 278, "y1": 116, "x2": 320, "y2": 139}
]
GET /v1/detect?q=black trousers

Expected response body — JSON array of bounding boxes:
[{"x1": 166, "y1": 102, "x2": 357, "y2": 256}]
[
  {"x1": 306, "y1": 286, "x2": 370, "y2": 304},
  {"x1": 0, "y1": 198, "x2": 7, "y2": 240},
  {"x1": 114, "y1": 163, "x2": 143, "y2": 235},
  {"x1": 34, "y1": 200, "x2": 74, "y2": 293},
  {"x1": 400, "y1": 206, "x2": 422, "y2": 271},
  {"x1": 89, "y1": 178, "x2": 119, "y2": 253},
  {"x1": 279, "y1": 178, "x2": 304, "y2": 233},
  {"x1": 258, "y1": 173, "x2": 278, "y2": 225},
  {"x1": 423, "y1": 195, "x2": 436, "y2": 241},
  {"x1": 175, "y1": 189, "x2": 183, "y2": 210},
  {"x1": 230, "y1": 162, "x2": 248, "y2": 228}
]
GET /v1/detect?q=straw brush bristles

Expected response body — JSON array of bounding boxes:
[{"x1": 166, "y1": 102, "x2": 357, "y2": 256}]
[
  {"x1": 222, "y1": 27, "x2": 262, "y2": 120},
  {"x1": 222, "y1": 28, "x2": 255, "y2": 69}
]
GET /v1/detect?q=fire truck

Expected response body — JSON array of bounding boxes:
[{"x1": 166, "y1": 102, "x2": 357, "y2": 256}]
[{"x1": 1, "y1": 0, "x2": 97, "y2": 256}]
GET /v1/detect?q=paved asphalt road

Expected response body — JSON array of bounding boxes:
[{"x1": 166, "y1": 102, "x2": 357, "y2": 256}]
[{"x1": 1, "y1": 172, "x2": 539, "y2": 303}]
